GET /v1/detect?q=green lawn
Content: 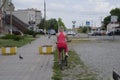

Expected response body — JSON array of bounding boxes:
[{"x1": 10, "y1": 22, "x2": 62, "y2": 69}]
[{"x1": 0, "y1": 35, "x2": 36, "y2": 48}]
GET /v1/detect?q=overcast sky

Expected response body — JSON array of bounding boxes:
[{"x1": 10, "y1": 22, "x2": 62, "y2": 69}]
[{"x1": 12, "y1": 0, "x2": 120, "y2": 28}]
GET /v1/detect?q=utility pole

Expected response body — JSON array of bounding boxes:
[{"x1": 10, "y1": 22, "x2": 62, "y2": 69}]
[
  {"x1": 9, "y1": 0, "x2": 12, "y2": 34},
  {"x1": 44, "y1": 0, "x2": 46, "y2": 35},
  {"x1": 0, "y1": 10, "x2": 2, "y2": 33},
  {"x1": 0, "y1": 0, "x2": 2, "y2": 33}
]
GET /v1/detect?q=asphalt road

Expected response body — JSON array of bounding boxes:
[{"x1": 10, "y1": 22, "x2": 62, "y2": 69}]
[
  {"x1": 0, "y1": 36, "x2": 56, "y2": 80},
  {"x1": 72, "y1": 36, "x2": 120, "y2": 80}
]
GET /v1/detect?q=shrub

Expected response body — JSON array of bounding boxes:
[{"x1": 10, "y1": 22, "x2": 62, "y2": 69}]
[
  {"x1": 13, "y1": 35, "x2": 22, "y2": 41},
  {"x1": 1, "y1": 34, "x2": 15, "y2": 39},
  {"x1": 25, "y1": 30, "x2": 35, "y2": 35},
  {"x1": 1, "y1": 34, "x2": 24, "y2": 41}
]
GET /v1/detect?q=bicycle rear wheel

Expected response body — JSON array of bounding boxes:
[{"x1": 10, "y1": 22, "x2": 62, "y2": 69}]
[
  {"x1": 64, "y1": 55, "x2": 68, "y2": 66},
  {"x1": 59, "y1": 49, "x2": 64, "y2": 70}
]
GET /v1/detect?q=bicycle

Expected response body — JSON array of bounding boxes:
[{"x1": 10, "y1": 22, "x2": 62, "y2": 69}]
[
  {"x1": 59, "y1": 48, "x2": 68, "y2": 70},
  {"x1": 56, "y1": 39, "x2": 71, "y2": 70}
]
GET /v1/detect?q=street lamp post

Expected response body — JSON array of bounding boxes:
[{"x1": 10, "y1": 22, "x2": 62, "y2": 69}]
[
  {"x1": 0, "y1": 10, "x2": 2, "y2": 33},
  {"x1": 72, "y1": 21, "x2": 76, "y2": 32},
  {"x1": 0, "y1": 0, "x2": 2, "y2": 33},
  {"x1": 9, "y1": 0, "x2": 12, "y2": 34},
  {"x1": 44, "y1": 0, "x2": 46, "y2": 35}
]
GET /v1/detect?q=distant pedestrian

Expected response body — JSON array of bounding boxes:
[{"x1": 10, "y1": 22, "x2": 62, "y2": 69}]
[{"x1": 48, "y1": 33, "x2": 51, "y2": 39}]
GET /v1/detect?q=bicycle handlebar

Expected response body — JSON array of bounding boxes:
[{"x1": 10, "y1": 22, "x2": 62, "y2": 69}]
[
  {"x1": 67, "y1": 40, "x2": 71, "y2": 42},
  {"x1": 56, "y1": 40, "x2": 71, "y2": 44}
]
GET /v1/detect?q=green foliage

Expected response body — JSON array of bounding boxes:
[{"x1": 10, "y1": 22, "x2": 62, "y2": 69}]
[
  {"x1": 58, "y1": 18, "x2": 66, "y2": 30},
  {"x1": 103, "y1": 15, "x2": 111, "y2": 27},
  {"x1": 1, "y1": 34, "x2": 14, "y2": 39},
  {"x1": 83, "y1": 27, "x2": 88, "y2": 33},
  {"x1": 110, "y1": 8, "x2": 120, "y2": 22},
  {"x1": 52, "y1": 50, "x2": 62, "y2": 80},
  {"x1": 48, "y1": 18, "x2": 58, "y2": 32},
  {"x1": 38, "y1": 19, "x2": 46, "y2": 30},
  {"x1": 77, "y1": 28, "x2": 83, "y2": 33},
  {"x1": 52, "y1": 49, "x2": 97, "y2": 80},
  {"x1": 103, "y1": 8, "x2": 120, "y2": 29},
  {"x1": 110, "y1": 8, "x2": 120, "y2": 16},
  {"x1": 77, "y1": 27, "x2": 91, "y2": 33},
  {"x1": 1, "y1": 34, "x2": 24, "y2": 41},
  {"x1": 38, "y1": 18, "x2": 67, "y2": 33},
  {"x1": 0, "y1": 35, "x2": 35, "y2": 48},
  {"x1": 13, "y1": 35, "x2": 23, "y2": 41},
  {"x1": 25, "y1": 30, "x2": 35, "y2": 35}
]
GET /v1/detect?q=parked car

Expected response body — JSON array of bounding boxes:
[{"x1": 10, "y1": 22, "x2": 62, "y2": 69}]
[
  {"x1": 88, "y1": 30, "x2": 106, "y2": 36},
  {"x1": 12, "y1": 30, "x2": 23, "y2": 35},
  {"x1": 88, "y1": 31, "x2": 96, "y2": 36},
  {"x1": 100, "y1": 30, "x2": 106, "y2": 35},
  {"x1": 106, "y1": 31, "x2": 112, "y2": 36},
  {"x1": 38, "y1": 29, "x2": 45, "y2": 34},
  {"x1": 66, "y1": 31, "x2": 77, "y2": 36},
  {"x1": 47, "y1": 29, "x2": 56, "y2": 35},
  {"x1": 88, "y1": 31, "x2": 101, "y2": 36},
  {"x1": 106, "y1": 30, "x2": 120, "y2": 36},
  {"x1": 39, "y1": 30, "x2": 45, "y2": 34}
]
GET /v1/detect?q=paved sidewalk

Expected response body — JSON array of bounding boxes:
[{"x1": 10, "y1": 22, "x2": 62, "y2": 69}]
[{"x1": 0, "y1": 36, "x2": 56, "y2": 80}]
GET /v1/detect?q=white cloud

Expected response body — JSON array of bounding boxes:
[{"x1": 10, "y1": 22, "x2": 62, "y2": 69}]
[
  {"x1": 88, "y1": 0, "x2": 106, "y2": 2},
  {"x1": 50, "y1": 3, "x2": 64, "y2": 8},
  {"x1": 94, "y1": 2, "x2": 110, "y2": 12},
  {"x1": 12, "y1": 0, "x2": 120, "y2": 28}
]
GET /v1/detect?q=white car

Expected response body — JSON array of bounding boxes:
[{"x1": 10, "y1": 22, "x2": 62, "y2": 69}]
[
  {"x1": 47, "y1": 29, "x2": 56, "y2": 35},
  {"x1": 66, "y1": 31, "x2": 77, "y2": 35},
  {"x1": 88, "y1": 31, "x2": 96, "y2": 36}
]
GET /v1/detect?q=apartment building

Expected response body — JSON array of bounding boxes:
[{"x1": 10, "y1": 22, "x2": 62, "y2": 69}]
[
  {"x1": 12, "y1": 8, "x2": 42, "y2": 31},
  {"x1": 1, "y1": 0, "x2": 42, "y2": 33}
]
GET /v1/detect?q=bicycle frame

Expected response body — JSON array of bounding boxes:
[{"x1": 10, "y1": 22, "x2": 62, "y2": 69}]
[{"x1": 59, "y1": 48, "x2": 68, "y2": 70}]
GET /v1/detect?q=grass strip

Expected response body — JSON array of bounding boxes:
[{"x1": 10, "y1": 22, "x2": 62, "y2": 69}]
[
  {"x1": 52, "y1": 49, "x2": 97, "y2": 80},
  {"x1": 0, "y1": 35, "x2": 36, "y2": 48},
  {"x1": 52, "y1": 50, "x2": 62, "y2": 80}
]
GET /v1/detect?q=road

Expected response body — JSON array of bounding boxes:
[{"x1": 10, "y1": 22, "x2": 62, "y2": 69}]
[
  {"x1": 72, "y1": 35, "x2": 120, "y2": 80},
  {"x1": 0, "y1": 36, "x2": 56, "y2": 80}
]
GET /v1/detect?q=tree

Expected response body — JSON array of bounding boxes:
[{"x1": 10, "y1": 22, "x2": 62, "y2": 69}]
[
  {"x1": 37, "y1": 18, "x2": 46, "y2": 30},
  {"x1": 103, "y1": 15, "x2": 111, "y2": 29},
  {"x1": 58, "y1": 18, "x2": 66, "y2": 30},
  {"x1": 38, "y1": 18, "x2": 66, "y2": 33},
  {"x1": 47, "y1": 18, "x2": 58, "y2": 32},
  {"x1": 103, "y1": 8, "x2": 120, "y2": 29},
  {"x1": 110, "y1": 8, "x2": 120, "y2": 23}
]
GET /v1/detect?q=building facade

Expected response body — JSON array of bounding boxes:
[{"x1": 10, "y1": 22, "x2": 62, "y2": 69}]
[
  {"x1": 1, "y1": 0, "x2": 42, "y2": 33},
  {"x1": 107, "y1": 23, "x2": 119, "y2": 31},
  {"x1": 0, "y1": 0, "x2": 15, "y2": 33},
  {"x1": 12, "y1": 8, "x2": 42, "y2": 31}
]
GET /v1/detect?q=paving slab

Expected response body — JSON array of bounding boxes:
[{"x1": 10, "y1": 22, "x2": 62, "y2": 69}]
[{"x1": 0, "y1": 35, "x2": 56, "y2": 80}]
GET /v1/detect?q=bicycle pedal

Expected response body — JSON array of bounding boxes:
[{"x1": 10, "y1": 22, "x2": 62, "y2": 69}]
[
  {"x1": 65, "y1": 64, "x2": 67, "y2": 66},
  {"x1": 65, "y1": 55, "x2": 68, "y2": 58}
]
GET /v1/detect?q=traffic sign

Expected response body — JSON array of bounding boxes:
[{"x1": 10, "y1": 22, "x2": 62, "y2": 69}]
[
  {"x1": 86, "y1": 21, "x2": 90, "y2": 26},
  {"x1": 111, "y1": 16, "x2": 118, "y2": 22}
]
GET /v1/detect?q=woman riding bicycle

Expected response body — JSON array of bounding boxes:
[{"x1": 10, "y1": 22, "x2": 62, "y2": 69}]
[{"x1": 56, "y1": 27, "x2": 68, "y2": 64}]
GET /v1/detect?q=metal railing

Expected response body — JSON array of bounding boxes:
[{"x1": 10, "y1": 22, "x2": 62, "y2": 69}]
[{"x1": 5, "y1": 14, "x2": 29, "y2": 32}]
